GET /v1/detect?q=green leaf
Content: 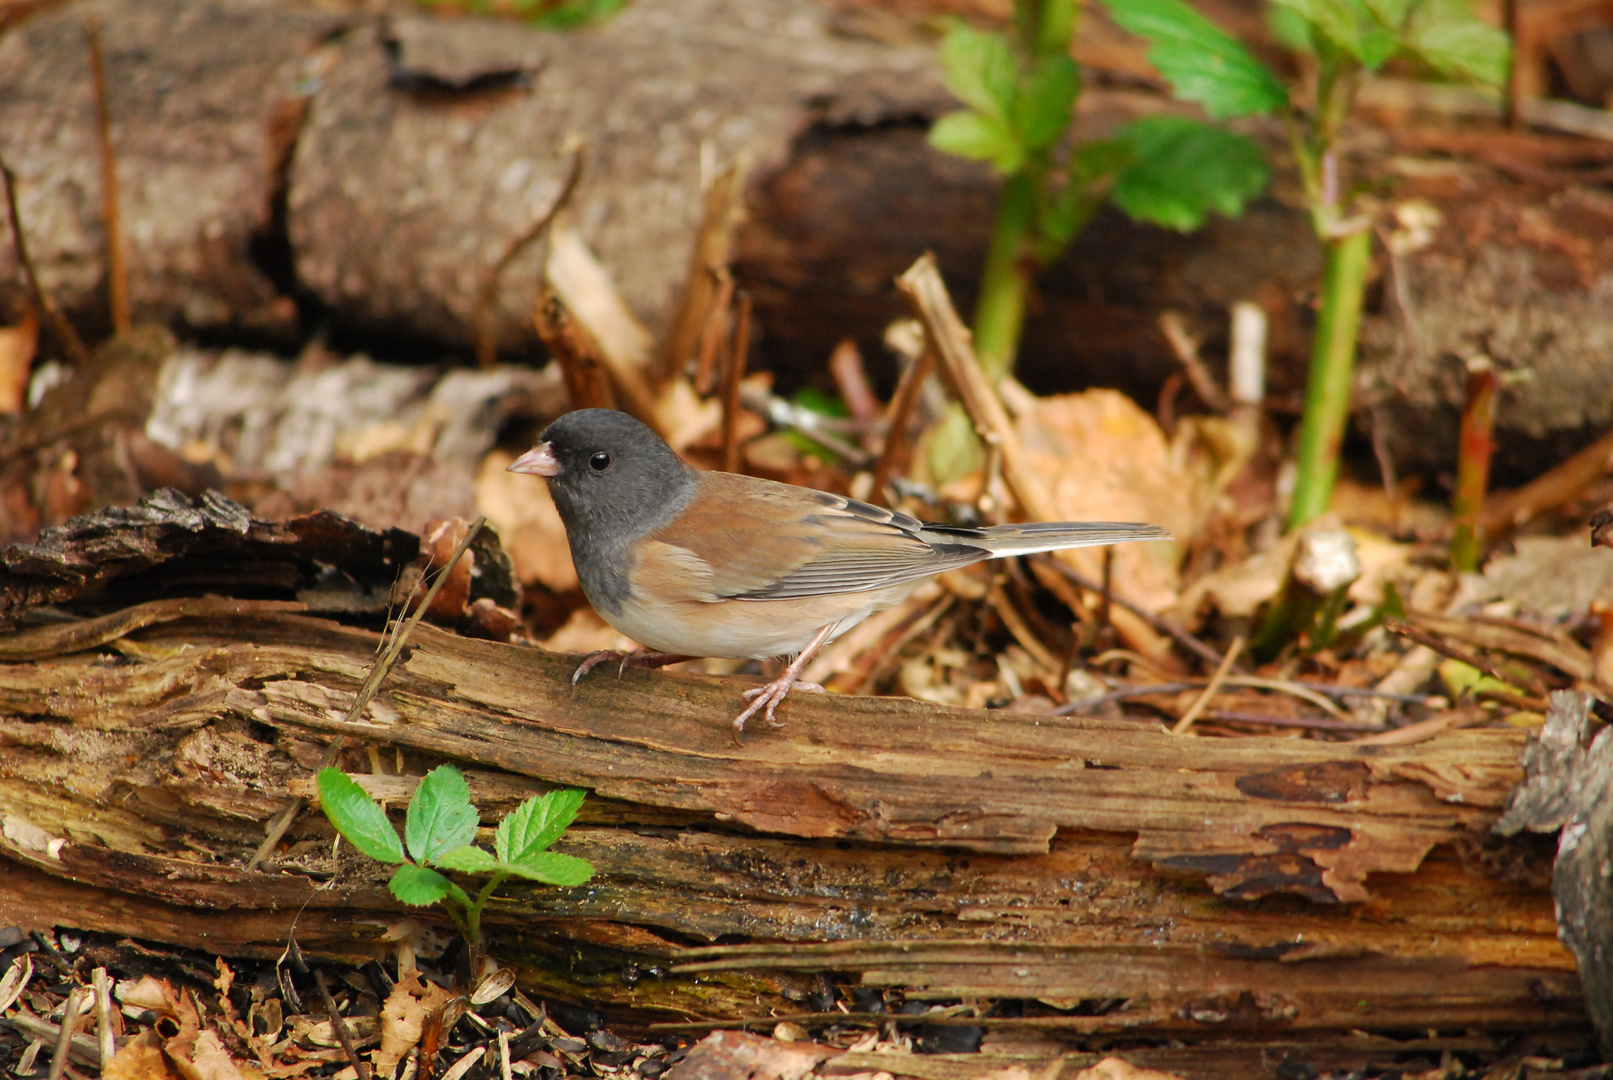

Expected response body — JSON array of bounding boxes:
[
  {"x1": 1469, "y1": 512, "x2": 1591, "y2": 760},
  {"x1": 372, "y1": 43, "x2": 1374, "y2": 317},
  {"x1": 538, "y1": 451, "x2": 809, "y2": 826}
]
[
  {"x1": 389, "y1": 864, "x2": 453, "y2": 907},
  {"x1": 434, "y1": 845, "x2": 501, "y2": 874},
  {"x1": 1014, "y1": 56, "x2": 1080, "y2": 152},
  {"x1": 1098, "y1": 0, "x2": 1288, "y2": 118},
  {"x1": 1268, "y1": 3, "x2": 1315, "y2": 51},
  {"x1": 937, "y1": 22, "x2": 1018, "y2": 121},
  {"x1": 505, "y1": 851, "x2": 595, "y2": 888},
  {"x1": 929, "y1": 110, "x2": 1025, "y2": 173},
  {"x1": 405, "y1": 765, "x2": 480, "y2": 865},
  {"x1": 1362, "y1": 0, "x2": 1417, "y2": 31},
  {"x1": 1403, "y1": 0, "x2": 1510, "y2": 85},
  {"x1": 1040, "y1": 140, "x2": 1131, "y2": 252},
  {"x1": 495, "y1": 789, "x2": 587, "y2": 865},
  {"x1": 317, "y1": 768, "x2": 405, "y2": 865},
  {"x1": 1272, "y1": 0, "x2": 1396, "y2": 68},
  {"x1": 1109, "y1": 116, "x2": 1269, "y2": 231}
]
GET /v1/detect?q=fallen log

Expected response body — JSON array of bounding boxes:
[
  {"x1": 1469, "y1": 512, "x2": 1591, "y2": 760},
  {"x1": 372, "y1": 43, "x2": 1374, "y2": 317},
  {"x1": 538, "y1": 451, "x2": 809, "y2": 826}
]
[{"x1": 0, "y1": 594, "x2": 1585, "y2": 1043}]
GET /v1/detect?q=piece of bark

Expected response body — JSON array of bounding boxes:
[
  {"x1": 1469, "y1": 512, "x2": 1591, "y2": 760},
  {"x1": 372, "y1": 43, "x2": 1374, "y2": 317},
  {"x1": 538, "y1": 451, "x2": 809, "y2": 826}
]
[
  {"x1": 0, "y1": 487, "x2": 417, "y2": 621},
  {"x1": 0, "y1": 501, "x2": 1589, "y2": 1039},
  {"x1": 1494, "y1": 690, "x2": 1613, "y2": 1059},
  {"x1": 0, "y1": 0, "x2": 333, "y2": 341}
]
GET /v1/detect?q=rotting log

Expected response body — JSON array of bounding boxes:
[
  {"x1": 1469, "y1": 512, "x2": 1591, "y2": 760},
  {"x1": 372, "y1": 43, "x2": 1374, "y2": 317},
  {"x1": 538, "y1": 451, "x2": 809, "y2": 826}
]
[{"x1": 0, "y1": 597, "x2": 1587, "y2": 1040}]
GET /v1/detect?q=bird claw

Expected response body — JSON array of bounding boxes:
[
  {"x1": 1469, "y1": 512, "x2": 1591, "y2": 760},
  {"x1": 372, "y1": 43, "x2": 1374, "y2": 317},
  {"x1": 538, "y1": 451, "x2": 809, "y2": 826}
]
[
  {"x1": 572, "y1": 650, "x2": 693, "y2": 685},
  {"x1": 732, "y1": 679, "x2": 825, "y2": 740}
]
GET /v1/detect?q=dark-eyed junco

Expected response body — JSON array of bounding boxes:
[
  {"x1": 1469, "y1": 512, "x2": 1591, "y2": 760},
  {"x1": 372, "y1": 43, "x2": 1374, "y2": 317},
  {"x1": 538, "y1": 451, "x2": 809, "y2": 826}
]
[{"x1": 509, "y1": 408, "x2": 1169, "y2": 737}]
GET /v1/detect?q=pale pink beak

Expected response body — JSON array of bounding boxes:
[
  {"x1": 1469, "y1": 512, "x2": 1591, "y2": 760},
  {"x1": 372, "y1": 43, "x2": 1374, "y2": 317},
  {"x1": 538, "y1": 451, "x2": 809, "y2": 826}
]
[{"x1": 507, "y1": 442, "x2": 560, "y2": 478}]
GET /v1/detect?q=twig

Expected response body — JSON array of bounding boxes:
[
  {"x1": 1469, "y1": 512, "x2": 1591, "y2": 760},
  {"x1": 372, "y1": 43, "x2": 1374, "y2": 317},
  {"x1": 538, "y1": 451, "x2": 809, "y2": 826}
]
[
  {"x1": 828, "y1": 338, "x2": 880, "y2": 431},
  {"x1": 92, "y1": 968, "x2": 115, "y2": 1069},
  {"x1": 894, "y1": 253, "x2": 1056, "y2": 522},
  {"x1": 473, "y1": 140, "x2": 584, "y2": 369},
  {"x1": 721, "y1": 291, "x2": 750, "y2": 474},
  {"x1": 1159, "y1": 311, "x2": 1229, "y2": 413},
  {"x1": 0, "y1": 157, "x2": 89, "y2": 365},
  {"x1": 1481, "y1": 425, "x2": 1613, "y2": 536},
  {"x1": 870, "y1": 344, "x2": 934, "y2": 499},
  {"x1": 47, "y1": 988, "x2": 84, "y2": 1080},
  {"x1": 1384, "y1": 618, "x2": 1549, "y2": 703},
  {"x1": 1039, "y1": 558, "x2": 1236, "y2": 674},
  {"x1": 1172, "y1": 636, "x2": 1244, "y2": 735},
  {"x1": 531, "y1": 290, "x2": 614, "y2": 411},
  {"x1": 246, "y1": 519, "x2": 486, "y2": 871},
  {"x1": 690, "y1": 270, "x2": 734, "y2": 394},
  {"x1": 84, "y1": 19, "x2": 128, "y2": 336},
  {"x1": 314, "y1": 969, "x2": 371, "y2": 1080},
  {"x1": 656, "y1": 157, "x2": 748, "y2": 381},
  {"x1": 1451, "y1": 356, "x2": 1498, "y2": 572},
  {"x1": 739, "y1": 387, "x2": 873, "y2": 466}
]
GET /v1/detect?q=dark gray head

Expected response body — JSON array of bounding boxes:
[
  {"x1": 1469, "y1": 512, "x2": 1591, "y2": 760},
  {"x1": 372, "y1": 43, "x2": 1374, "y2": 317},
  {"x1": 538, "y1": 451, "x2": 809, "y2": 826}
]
[{"x1": 507, "y1": 409, "x2": 696, "y2": 612}]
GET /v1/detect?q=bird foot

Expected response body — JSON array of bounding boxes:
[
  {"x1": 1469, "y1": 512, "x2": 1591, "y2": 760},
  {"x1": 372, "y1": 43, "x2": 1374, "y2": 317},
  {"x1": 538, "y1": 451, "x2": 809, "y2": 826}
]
[
  {"x1": 571, "y1": 650, "x2": 693, "y2": 685},
  {"x1": 732, "y1": 676, "x2": 825, "y2": 740}
]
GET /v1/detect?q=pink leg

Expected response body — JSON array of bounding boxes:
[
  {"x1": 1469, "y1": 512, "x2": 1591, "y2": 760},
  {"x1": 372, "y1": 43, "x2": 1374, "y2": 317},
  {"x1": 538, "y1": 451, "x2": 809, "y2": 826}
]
[
  {"x1": 730, "y1": 623, "x2": 836, "y2": 741},
  {"x1": 571, "y1": 650, "x2": 694, "y2": 685}
]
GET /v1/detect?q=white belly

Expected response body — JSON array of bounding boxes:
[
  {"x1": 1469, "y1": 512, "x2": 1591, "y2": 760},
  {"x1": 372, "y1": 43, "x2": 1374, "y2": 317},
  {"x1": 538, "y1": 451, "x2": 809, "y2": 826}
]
[{"x1": 602, "y1": 585, "x2": 913, "y2": 659}]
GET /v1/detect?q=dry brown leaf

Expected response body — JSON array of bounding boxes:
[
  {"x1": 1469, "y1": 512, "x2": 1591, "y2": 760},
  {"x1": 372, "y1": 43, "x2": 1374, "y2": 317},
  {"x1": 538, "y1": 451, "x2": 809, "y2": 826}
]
[
  {"x1": 1017, "y1": 390, "x2": 1217, "y2": 613},
  {"x1": 172, "y1": 1030, "x2": 268, "y2": 1080},
  {"x1": 105, "y1": 1029, "x2": 176, "y2": 1080},
  {"x1": 1070, "y1": 1057, "x2": 1186, "y2": 1080},
  {"x1": 663, "y1": 1030, "x2": 832, "y2": 1080},
  {"x1": 0, "y1": 309, "x2": 37, "y2": 414},
  {"x1": 373, "y1": 968, "x2": 455, "y2": 1080}
]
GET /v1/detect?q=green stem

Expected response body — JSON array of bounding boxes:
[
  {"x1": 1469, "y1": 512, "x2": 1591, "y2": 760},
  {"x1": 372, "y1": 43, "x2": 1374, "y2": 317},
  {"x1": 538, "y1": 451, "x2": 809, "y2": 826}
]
[
  {"x1": 967, "y1": 173, "x2": 1032, "y2": 380},
  {"x1": 972, "y1": 172, "x2": 1038, "y2": 379},
  {"x1": 1288, "y1": 226, "x2": 1371, "y2": 529}
]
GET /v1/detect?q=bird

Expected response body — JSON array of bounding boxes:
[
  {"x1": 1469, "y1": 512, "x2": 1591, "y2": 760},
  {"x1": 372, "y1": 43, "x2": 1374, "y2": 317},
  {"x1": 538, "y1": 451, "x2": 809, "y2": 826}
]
[{"x1": 508, "y1": 408, "x2": 1170, "y2": 738}]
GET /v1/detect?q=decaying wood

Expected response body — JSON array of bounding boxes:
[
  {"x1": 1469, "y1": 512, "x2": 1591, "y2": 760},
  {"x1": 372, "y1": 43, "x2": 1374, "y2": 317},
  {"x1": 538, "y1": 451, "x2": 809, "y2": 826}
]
[{"x1": 0, "y1": 502, "x2": 1584, "y2": 1041}]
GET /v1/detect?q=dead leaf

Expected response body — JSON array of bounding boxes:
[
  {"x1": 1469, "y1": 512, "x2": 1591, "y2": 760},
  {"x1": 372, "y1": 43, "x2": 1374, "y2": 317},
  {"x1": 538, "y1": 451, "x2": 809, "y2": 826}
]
[
  {"x1": 663, "y1": 1030, "x2": 832, "y2": 1080},
  {"x1": 0, "y1": 308, "x2": 38, "y2": 414},
  {"x1": 106, "y1": 1029, "x2": 177, "y2": 1080},
  {"x1": 542, "y1": 606, "x2": 637, "y2": 655},
  {"x1": 170, "y1": 1029, "x2": 267, "y2": 1080},
  {"x1": 373, "y1": 968, "x2": 454, "y2": 1080},
  {"x1": 1017, "y1": 390, "x2": 1211, "y2": 613},
  {"x1": 1071, "y1": 1057, "x2": 1186, "y2": 1080}
]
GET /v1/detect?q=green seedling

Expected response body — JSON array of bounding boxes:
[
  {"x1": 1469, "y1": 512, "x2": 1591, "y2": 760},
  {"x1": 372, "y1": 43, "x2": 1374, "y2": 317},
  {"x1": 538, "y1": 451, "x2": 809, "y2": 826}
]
[
  {"x1": 1110, "y1": 0, "x2": 1507, "y2": 530},
  {"x1": 317, "y1": 765, "x2": 593, "y2": 957},
  {"x1": 930, "y1": 0, "x2": 1274, "y2": 381}
]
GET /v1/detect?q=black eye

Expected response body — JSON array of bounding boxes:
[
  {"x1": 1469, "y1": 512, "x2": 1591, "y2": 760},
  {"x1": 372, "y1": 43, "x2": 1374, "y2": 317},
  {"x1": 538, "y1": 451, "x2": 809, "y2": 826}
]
[{"x1": 589, "y1": 452, "x2": 611, "y2": 471}]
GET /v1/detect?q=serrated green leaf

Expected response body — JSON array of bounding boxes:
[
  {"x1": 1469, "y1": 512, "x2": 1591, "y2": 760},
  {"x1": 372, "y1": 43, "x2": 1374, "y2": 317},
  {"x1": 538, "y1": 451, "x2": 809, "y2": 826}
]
[
  {"x1": 929, "y1": 111, "x2": 1026, "y2": 173},
  {"x1": 1013, "y1": 56, "x2": 1080, "y2": 152},
  {"x1": 495, "y1": 789, "x2": 587, "y2": 865},
  {"x1": 1109, "y1": 116, "x2": 1269, "y2": 231},
  {"x1": 389, "y1": 864, "x2": 453, "y2": 906},
  {"x1": 434, "y1": 845, "x2": 500, "y2": 874},
  {"x1": 937, "y1": 23, "x2": 1018, "y2": 121},
  {"x1": 317, "y1": 768, "x2": 405, "y2": 865},
  {"x1": 1099, "y1": 0, "x2": 1287, "y2": 118},
  {"x1": 505, "y1": 851, "x2": 595, "y2": 888},
  {"x1": 1403, "y1": 0, "x2": 1510, "y2": 86},
  {"x1": 1362, "y1": 0, "x2": 1416, "y2": 31},
  {"x1": 1272, "y1": 0, "x2": 1375, "y2": 63},
  {"x1": 405, "y1": 765, "x2": 480, "y2": 865}
]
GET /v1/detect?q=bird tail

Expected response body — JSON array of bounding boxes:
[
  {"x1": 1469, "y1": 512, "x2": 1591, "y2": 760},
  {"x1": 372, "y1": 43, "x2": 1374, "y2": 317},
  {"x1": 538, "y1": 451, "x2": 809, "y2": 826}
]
[{"x1": 927, "y1": 520, "x2": 1172, "y2": 557}]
